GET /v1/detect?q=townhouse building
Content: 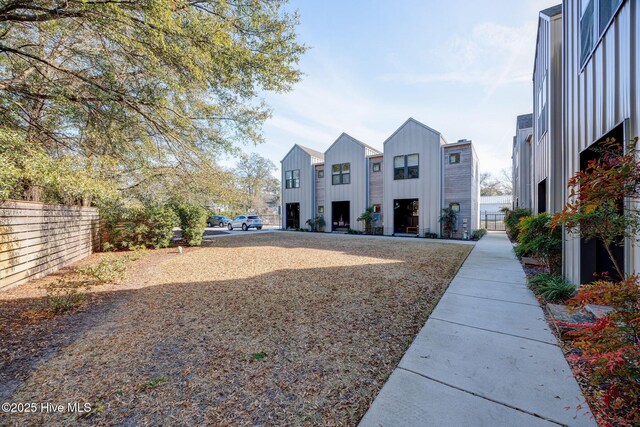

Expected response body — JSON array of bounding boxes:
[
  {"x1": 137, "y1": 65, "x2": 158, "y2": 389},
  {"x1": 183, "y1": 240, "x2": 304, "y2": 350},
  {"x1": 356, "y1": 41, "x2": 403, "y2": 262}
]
[
  {"x1": 533, "y1": 5, "x2": 564, "y2": 215},
  {"x1": 281, "y1": 118, "x2": 480, "y2": 237},
  {"x1": 511, "y1": 114, "x2": 533, "y2": 210},
  {"x1": 517, "y1": 0, "x2": 639, "y2": 284}
]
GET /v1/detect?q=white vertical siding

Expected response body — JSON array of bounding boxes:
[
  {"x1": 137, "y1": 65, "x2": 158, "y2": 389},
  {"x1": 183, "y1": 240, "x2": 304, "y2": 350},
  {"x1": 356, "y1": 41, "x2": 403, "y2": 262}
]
[
  {"x1": 324, "y1": 134, "x2": 370, "y2": 232},
  {"x1": 281, "y1": 145, "x2": 315, "y2": 229},
  {"x1": 563, "y1": 0, "x2": 639, "y2": 283},
  {"x1": 382, "y1": 119, "x2": 443, "y2": 236}
]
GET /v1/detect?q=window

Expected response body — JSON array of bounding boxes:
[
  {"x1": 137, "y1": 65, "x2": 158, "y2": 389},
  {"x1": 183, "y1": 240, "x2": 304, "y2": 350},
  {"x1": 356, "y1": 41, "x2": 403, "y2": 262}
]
[
  {"x1": 449, "y1": 153, "x2": 460, "y2": 164},
  {"x1": 332, "y1": 163, "x2": 350, "y2": 185},
  {"x1": 599, "y1": 0, "x2": 622, "y2": 33},
  {"x1": 537, "y1": 72, "x2": 547, "y2": 140},
  {"x1": 450, "y1": 203, "x2": 460, "y2": 213},
  {"x1": 317, "y1": 169, "x2": 324, "y2": 179},
  {"x1": 372, "y1": 162, "x2": 381, "y2": 172},
  {"x1": 285, "y1": 169, "x2": 300, "y2": 189},
  {"x1": 580, "y1": 0, "x2": 623, "y2": 67},
  {"x1": 394, "y1": 154, "x2": 419, "y2": 180},
  {"x1": 373, "y1": 204, "x2": 381, "y2": 213},
  {"x1": 318, "y1": 206, "x2": 324, "y2": 214}
]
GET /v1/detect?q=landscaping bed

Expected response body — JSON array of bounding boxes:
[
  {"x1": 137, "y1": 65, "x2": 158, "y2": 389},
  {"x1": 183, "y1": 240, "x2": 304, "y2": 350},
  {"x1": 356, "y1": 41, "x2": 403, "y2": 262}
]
[{"x1": 1, "y1": 233, "x2": 470, "y2": 425}]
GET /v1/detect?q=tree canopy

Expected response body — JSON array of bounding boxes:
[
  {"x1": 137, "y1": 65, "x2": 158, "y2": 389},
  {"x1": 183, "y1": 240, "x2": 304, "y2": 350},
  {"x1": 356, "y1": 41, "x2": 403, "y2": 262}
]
[{"x1": 0, "y1": 0, "x2": 304, "y2": 206}]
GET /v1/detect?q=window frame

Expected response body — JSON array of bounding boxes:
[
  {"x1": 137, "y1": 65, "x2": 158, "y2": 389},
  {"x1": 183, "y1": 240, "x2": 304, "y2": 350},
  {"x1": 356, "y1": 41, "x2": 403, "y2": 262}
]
[
  {"x1": 393, "y1": 154, "x2": 419, "y2": 180},
  {"x1": 580, "y1": 0, "x2": 624, "y2": 70},
  {"x1": 537, "y1": 72, "x2": 548, "y2": 141},
  {"x1": 318, "y1": 205, "x2": 324, "y2": 214},
  {"x1": 285, "y1": 169, "x2": 300, "y2": 189},
  {"x1": 449, "y1": 153, "x2": 461, "y2": 164},
  {"x1": 317, "y1": 169, "x2": 324, "y2": 179},
  {"x1": 449, "y1": 202, "x2": 461, "y2": 213},
  {"x1": 372, "y1": 162, "x2": 381, "y2": 172},
  {"x1": 331, "y1": 163, "x2": 351, "y2": 185}
]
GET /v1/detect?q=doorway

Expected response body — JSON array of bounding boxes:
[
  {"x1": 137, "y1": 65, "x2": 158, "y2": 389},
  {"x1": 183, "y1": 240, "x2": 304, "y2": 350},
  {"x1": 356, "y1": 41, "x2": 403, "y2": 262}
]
[
  {"x1": 394, "y1": 199, "x2": 419, "y2": 234},
  {"x1": 286, "y1": 203, "x2": 300, "y2": 229},
  {"x1": 537, "y1": 179, "x2": 547, "y2": 214},
  {"x1": 579, "y1": 123, "x2": 625, "y2": 283},
  {"x1": 332, "y1": 201, "x2": 350, "y2": 231}
]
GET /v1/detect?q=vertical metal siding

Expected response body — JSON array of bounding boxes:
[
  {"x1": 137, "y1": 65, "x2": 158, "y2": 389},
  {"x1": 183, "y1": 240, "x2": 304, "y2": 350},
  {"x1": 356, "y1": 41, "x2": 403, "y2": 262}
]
[
  {"x1": 563, "y1": 0, "x2": 639, "y2": 283},
  {"x1": 382, "y1": 120, "x2": 443, "y2": 236},
  {"x1": 323, "y1": 135, "x2": 368, "y2": 232},
  {"x1": 281, "y1": 146, "x2": 314, "y2": 229}
]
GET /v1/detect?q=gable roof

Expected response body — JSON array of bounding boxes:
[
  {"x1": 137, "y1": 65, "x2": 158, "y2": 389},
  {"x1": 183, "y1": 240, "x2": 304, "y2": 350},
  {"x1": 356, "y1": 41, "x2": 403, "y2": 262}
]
[
  {"x1": 298, "y1": 144, "x2": 324, "y2": 160},
  {"x1": 516, "y1": 114, "x2": 533, "y2": 130},
  {"x1": 281, "y1": 144, "x2": 324, "y2": 162},
  {"x1": 540, "y1": 4, "x2": 562, "y2": 18},
  {"x1": 383, "y1": 117, "x2": 441, "y2": 146},
  {"x1": 325, "y1": 132, "x2": 382, "y2": 155}
]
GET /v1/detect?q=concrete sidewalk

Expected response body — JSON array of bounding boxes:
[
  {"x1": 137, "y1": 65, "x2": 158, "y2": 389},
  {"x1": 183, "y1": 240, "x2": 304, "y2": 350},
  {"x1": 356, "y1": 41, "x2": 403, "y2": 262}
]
[{"x1": 360, "y1": 232, "x2": 596, "y2": 427}]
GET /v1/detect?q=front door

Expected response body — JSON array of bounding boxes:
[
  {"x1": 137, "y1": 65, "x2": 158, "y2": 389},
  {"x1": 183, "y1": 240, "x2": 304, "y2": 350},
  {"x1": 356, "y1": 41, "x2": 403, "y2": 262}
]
[
  {"x1": 332, "y1": 201, "x2": 350, "y2": 231},
  {"x1": 286, "y1": 203, "x2": 300, "y2": 229},
  {"x1": 394, "y1": 199, "x2": 419, "y2": 234}
]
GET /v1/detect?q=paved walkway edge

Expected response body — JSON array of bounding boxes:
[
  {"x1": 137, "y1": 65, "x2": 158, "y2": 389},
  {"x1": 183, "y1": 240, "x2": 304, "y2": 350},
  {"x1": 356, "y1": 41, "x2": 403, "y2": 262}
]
[{"x1": 359, "y1": 231, "x2": 596, "y2": 427}]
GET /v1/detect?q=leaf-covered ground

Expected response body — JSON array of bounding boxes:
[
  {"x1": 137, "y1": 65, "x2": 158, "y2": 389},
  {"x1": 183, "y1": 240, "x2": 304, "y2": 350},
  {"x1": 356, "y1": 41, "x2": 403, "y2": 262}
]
[{"x1": 1, "y1": 233, "x2": 471, "y2": 426}]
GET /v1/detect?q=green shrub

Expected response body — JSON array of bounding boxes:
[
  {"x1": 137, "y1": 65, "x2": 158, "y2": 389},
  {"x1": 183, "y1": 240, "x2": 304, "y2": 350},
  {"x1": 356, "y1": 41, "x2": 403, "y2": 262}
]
[
  {"x1": 44, "y1": 279, "x2": 91, "y2": 314},
  {"x1": 102, "y1": 204, "x2": 177, "y2": 250},
  {"x1": 76, "y1": 256, "x2": 128, "y2": 285},
  {"x1": 470, "y1": 229, "x2": 487, "y2": 240},
  {"x1": 502, "y1": 207, "x2": 531, "y2": 241},
  {"x1": 424, "y1": 232, "x2": 438, "y2": 239},
  {"x1": 439, "y1": 207, "x2": 458, "y2": 238},
  {"x1": 305, "y1": 216, "x2": 326, "y2": 232},
  {"x1": 515, "y1": 213, "x2": 562, "y2": 274},
  {"x1": 175, "y1": 203, "x2": 207, "y2": 246},
  {"x1": 528, "y1": 273, "x2": 575, "y2": 302}
]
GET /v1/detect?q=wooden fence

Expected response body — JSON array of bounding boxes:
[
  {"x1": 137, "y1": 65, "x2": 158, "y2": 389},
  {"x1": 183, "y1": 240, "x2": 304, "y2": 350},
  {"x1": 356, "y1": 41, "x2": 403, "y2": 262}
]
[{"x1": 0, "y1": 200, "x2": 100, "y2": 290}]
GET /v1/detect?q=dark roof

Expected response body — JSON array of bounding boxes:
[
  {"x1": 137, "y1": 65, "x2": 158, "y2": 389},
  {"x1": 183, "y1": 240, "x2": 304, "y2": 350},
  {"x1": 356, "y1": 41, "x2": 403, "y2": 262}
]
[
  {"x1": 298, "y1": 144, "x2": 324, "y2": 160},
  {"x1": 516, "y1": 114, "x2": 533, "y2": 130},
  {"x1": 540, "y1": 4, "x2": 562, "y2": 18}
]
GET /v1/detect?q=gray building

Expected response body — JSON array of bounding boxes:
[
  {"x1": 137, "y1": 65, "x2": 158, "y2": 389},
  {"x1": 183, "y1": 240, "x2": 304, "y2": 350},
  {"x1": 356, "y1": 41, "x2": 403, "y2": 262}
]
[
  {"x1": 511, "y1": 114, "x2": 533, "y2": 210},
  {"x1": 561, "y1": 0, "x2": 638, "y2": 284},
  {"x1": 533, "y1": 5, "x2": 563, "y2": 215},
  {"x1": 281, "y1": 118, "x2": 480, "y2": 237}
]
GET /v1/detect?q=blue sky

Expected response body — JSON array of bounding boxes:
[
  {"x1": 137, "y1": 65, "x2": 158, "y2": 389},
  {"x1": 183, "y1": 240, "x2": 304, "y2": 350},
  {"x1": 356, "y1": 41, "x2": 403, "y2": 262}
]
[{"x1": 225, "y1": 0, "x2": 559, "y2": 176}]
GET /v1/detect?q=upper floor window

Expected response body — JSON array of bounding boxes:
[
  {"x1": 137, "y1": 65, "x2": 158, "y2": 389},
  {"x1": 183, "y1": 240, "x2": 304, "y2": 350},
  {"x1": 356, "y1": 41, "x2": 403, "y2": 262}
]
[
  {"x1": 372, "y1": 162, "x2": 381, "y2": 172},
  {"x1": 537, "y1": 72, "x2": 547, "y2": 140},
  {"x1": 449, "y1": 153, "x2": 460, "y2": 164},
  {"x1": 394, "y1": 154, "x2": 419, "y2": 180},
  {"x1": 317, "y1": 169, "x2": 324, "y2": 179},
  {"x1": 285, "y1": 169, "x2": 300, "y2": 189},
  {"x1": 580, "y1": 0, "x2": 623, "y2": 67},
  {"x1": 332, "y1": 163, "x2": 350, "y2": 185}
]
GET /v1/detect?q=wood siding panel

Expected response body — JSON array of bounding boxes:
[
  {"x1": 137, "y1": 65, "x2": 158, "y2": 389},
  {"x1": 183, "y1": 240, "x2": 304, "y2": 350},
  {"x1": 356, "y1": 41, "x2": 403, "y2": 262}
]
[
  {"x1": 0, "y1": 201, "x2": 99, "y2": 290},
  {"x1": 444, "y1": 145, "x2": 476, "y2": 236},
  {"x1": 368, "y1": 158, "x2": 384, "y2": 208}
]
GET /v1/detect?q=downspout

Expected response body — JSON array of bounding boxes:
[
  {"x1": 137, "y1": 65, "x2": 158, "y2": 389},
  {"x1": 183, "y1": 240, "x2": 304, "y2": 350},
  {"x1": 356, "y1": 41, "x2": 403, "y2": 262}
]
[{"x1": 440, "y1": 144, "x2": 445, "y2": 238}]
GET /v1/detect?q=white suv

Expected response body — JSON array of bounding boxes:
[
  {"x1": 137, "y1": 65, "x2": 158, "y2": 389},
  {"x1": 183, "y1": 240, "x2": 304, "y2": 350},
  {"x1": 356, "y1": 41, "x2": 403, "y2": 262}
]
[{"x1": 228, "y1": 215, "x2": 263, "y2": 231}]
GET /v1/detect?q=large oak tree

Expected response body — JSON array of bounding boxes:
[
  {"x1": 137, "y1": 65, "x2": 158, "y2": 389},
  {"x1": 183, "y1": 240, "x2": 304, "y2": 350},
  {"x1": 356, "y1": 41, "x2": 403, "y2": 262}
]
[{"x1": 0, "y1": 0, "x2": 305, "y2": 205}]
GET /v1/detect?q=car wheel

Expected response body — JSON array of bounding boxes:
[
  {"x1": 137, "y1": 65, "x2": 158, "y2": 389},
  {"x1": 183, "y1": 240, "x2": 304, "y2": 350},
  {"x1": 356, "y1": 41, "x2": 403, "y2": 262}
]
[
  {"x1": 228, "y1": 223, "x2": 233, "y2": 230},
  {"x1": 220, "y1": 222, "x2": 225, "y2": 228},
  {"x1": 207, "y1": 222, "x2": 211, "y2": 227},
  {"x1": 257, "y1": 226, "x2": 262, "y2": 230},
  {"x1": 242, "y1": 223, "x2": 248, "y2": 231}
]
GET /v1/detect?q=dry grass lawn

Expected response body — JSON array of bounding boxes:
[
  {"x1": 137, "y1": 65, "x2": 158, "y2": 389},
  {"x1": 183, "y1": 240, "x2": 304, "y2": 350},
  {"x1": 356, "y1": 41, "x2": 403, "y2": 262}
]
[{"x1": 1, "y1": 232, "x2": 471, "y2": 426}]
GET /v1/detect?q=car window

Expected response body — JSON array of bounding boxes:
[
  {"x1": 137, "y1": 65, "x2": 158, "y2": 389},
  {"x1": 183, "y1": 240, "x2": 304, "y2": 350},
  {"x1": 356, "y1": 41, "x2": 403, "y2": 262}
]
[
  {"x1": 248, "y1": 216, "x2": 259, "y2": 219},
  {"x1": 236, "y1": 216, "x2": 244, "y2": 220}
]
